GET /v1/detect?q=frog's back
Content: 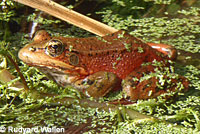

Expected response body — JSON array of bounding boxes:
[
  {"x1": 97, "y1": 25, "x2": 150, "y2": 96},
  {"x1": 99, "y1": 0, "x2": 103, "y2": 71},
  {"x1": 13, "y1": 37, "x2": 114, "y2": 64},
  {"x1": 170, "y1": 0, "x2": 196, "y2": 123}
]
[
  {"x1": 57, "y1": 31, "x2": 160, "y2": 55},
  {"x1": 58, "y1": 30, "x2": 167, "y2": 79}
]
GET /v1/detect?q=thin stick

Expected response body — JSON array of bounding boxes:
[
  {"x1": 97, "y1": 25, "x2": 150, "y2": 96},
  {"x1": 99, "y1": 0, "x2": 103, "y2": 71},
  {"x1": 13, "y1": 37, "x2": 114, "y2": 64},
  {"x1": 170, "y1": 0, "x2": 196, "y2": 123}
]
[{"x1": 14, "y1": 0, "x2": 118, "y2": 36}]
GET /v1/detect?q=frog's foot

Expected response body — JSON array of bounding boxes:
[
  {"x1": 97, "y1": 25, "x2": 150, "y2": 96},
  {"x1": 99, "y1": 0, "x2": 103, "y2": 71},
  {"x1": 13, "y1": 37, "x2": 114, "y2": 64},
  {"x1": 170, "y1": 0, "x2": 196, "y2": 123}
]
[
  {"x1": 122, "y1": 65, "x2": 189, "y2": 100},
  {"x1": 74, "y1": 71, "x2": 120, "y2": 98}
]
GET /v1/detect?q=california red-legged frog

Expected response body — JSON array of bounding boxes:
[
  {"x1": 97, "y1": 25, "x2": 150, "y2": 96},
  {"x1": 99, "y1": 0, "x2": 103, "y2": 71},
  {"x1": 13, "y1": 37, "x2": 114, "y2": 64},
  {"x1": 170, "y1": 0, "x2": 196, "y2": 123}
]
[{"x1": 18, "y1": 30, "x2": 189, "y2": 100}]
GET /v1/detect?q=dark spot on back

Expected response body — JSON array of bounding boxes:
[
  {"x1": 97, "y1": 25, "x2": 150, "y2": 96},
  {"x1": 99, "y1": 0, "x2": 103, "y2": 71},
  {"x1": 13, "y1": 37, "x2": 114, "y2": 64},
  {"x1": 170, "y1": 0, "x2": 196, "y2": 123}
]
[{"x1": 88, "y1": 53, "x2": 93, "y2": 57}]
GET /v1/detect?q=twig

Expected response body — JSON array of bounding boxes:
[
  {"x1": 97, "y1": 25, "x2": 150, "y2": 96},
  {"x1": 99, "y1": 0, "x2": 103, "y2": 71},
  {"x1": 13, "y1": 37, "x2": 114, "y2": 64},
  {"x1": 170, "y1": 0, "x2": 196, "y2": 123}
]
[
  {"x1": 3, "y1": 52, "x2": 29, "y2": 92},
  {"x1": 13, "y1": 0, "x2": 118, "y2": 36}
]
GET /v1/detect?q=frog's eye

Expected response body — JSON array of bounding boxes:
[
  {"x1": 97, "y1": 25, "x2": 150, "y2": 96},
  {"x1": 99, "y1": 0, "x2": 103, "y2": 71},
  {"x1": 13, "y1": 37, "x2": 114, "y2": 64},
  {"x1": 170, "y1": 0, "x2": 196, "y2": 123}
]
[{"x1": 45, "y1": 39, "x2": 64, "y2": 57}]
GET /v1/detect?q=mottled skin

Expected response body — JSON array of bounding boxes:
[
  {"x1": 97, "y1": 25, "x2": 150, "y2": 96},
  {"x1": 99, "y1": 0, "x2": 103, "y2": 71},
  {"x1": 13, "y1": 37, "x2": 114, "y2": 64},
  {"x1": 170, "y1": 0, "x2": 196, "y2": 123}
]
[{"x1": 18, "y1": 30, "x2": 189, "y2": 100}]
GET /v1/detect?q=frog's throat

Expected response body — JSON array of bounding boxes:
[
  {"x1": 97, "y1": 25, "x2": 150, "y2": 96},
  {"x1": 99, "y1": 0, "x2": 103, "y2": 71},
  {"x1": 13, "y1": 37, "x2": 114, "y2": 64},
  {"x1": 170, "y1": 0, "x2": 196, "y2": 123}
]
[{"x1": 37, "y1": 66, "x2": 78, "y2": 87}]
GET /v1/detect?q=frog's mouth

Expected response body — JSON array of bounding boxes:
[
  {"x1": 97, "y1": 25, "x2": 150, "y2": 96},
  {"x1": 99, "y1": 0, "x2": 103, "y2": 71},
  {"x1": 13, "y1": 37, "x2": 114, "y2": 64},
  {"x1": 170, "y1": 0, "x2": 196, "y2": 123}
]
[{"x1": 27, "y1": 62, "x2": 72, "y2": 72}]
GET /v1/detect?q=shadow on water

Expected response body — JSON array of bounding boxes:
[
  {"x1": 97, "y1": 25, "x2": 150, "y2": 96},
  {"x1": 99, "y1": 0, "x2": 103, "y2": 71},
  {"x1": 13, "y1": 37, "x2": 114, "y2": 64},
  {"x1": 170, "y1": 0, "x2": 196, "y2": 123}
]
[{"x1": 176, "y1": 49, "x2": 200, "y2": 69}]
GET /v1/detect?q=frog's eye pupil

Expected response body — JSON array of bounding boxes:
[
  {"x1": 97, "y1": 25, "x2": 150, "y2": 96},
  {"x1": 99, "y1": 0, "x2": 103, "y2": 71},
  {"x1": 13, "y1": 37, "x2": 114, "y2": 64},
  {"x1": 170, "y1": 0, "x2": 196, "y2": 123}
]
[
  {"x1": 45, "y1": 39, "x2": 64, "y2": 57},
  {"x1": 52, "y1": 45, "x2": 58, "y2": 49}
]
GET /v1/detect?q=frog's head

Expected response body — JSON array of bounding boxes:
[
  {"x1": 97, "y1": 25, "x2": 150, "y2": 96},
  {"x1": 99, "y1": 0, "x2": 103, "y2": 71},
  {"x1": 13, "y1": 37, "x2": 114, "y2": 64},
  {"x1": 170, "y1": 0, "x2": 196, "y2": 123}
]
[{"x1": 18, "y1": 30, "x2": 88, "y2": 78}]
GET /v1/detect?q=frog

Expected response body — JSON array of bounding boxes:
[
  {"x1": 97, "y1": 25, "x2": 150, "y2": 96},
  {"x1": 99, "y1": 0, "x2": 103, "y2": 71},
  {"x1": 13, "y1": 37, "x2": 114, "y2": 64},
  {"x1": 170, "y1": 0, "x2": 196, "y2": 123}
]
[{"x1": 18, "y1": 30, "x2": 189, "y2": 100}]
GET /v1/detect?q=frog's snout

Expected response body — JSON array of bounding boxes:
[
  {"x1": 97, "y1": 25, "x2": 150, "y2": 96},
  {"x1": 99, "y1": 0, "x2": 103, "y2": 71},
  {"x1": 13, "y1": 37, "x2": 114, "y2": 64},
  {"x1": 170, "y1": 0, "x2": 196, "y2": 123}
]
[
  {"x1": 18, "y1": 44, "x2": 37, "y2": 64},
  {"x1": 18, "y1": 47, "x2": 28, "y2": 62}
]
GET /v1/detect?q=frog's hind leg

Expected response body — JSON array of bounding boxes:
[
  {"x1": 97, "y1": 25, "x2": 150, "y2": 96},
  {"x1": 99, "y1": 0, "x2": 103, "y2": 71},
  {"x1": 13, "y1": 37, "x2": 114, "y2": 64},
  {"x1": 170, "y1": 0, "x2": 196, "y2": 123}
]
[
  {"x1": 74, "y1": 71, "x2": 120, "y2": 98},
  {"x1": 122, "y1": 65, "x2": 189, "y2": 100}
]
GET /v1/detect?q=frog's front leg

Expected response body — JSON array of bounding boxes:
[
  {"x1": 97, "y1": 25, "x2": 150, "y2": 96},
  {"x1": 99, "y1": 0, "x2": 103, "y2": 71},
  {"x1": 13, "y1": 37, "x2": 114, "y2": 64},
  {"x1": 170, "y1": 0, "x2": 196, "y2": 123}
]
[
  {"x1": 74, "y1": 71, "x2": 120, "y2": 98},
  {"x1": 122, "y1": 65, "x2": 189, "y2": 100}
]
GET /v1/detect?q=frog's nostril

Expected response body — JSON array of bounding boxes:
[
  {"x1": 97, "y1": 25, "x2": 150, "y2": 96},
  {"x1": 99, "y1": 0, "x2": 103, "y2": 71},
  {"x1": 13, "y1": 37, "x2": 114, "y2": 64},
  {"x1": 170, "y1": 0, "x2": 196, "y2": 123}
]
[
  {"x1": 18, "y1": 46, "x2": 35, "y2": 63},
  {"x1": 29, "y1": 46, "x2": 37, "y2": 52}
]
